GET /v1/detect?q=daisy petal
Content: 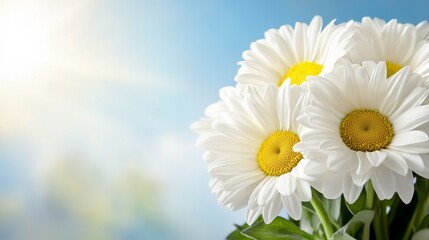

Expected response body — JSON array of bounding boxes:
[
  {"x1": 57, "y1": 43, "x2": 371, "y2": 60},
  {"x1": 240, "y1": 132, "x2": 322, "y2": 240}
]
[
  {"x1": 390, "y1": 130, "x2": 428, "y2": 146},
  {"x1": 412, "y1": 154, "x2": 429, "y2": 178},
  {"x1": 383, "y1": 150, "x2": 408, "y2": 176},
  {"x1": 356, "y1": 151, "x2": 372, "y2": 175},
  {"x1": 276, "y1": 173, "x2": 296, "y2": 196},
  {"x1": 403, "y1": 152, "x2": 425, "y2": 172},
  {"x1": 343, "y1": 176, "x2": 363, "y2": 203},
  {"x1": 246, "y1": 207, "x2": 263, "y2": 225},
  {"x1": 327, "y1": 150, "x2": 358, "y2": 171},
  {"x1": 295, "y1": 179, "x2": 312, "y2": 201},
  {"x1": 396, "y1": 171, "x2": 414, "y2": 204},
  {"x1": 351, "y1": 170, "x2": 371, "y2": 187},
  {"x1": 257, "y1": 178, "x2": 278, "y2": 206},
  {"x1": 262, "y1": 196, "x2": 282, "y2": 223},
  {"x1": 372, "y1": 167, "x2": 395, "y2": 200},
  {"x1": 322, "y1": 174, "x2": 344, "y2": 199},
  {"x1": 394, "y1": 105, "x2": 429, "y2": 133},
  {"x1": 282, "y1": 195, "x2": 302, "y2": 220},
  {"x1": 223, "y1": 171, "x2": 265, "y2": 191},
  {"x1": 366, "y1": 151, "x2": 387, "y2": 167}
]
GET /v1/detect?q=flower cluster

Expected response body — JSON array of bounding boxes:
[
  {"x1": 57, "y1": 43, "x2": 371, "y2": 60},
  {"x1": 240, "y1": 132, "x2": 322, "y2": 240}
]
[{"x1": 192, "y1": 16, "x2": 429, "y2": 239}]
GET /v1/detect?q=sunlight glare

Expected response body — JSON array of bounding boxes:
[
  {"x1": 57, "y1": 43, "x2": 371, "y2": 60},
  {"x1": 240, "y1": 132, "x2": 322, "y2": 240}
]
[{"x1": 0, "y1": 4, "x2": 52, "y2": 77}]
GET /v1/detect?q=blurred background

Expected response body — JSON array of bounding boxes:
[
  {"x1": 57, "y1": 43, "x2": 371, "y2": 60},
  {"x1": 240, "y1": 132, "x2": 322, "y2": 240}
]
[{"x1": 0, "y1": 0, "x2": 428, "y2": 239}]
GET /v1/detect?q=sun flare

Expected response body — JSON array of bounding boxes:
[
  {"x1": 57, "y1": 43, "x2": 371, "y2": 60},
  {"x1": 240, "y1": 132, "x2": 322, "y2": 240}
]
[{"x1": 0, "y1": 3, "x2": 53, "y2": 77}]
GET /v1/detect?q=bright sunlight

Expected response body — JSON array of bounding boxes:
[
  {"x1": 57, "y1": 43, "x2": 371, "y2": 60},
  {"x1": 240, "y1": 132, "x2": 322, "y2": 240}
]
[{"x1": 0, "y1": 2, "x2": 52, "y2": 77}]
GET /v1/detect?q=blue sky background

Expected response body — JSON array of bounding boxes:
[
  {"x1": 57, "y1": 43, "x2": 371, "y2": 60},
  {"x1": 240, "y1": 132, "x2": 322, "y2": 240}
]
[{"x1": 0, "y1": 0, "x2": 429, "y2": 239}]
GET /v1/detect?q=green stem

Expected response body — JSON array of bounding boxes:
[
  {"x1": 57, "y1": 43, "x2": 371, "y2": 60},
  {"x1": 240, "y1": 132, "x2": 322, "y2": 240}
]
[
  {"x1": 373, "y1": 198, "x2": 383, "y2": 240},
  {"x1": 310, "y1": 192, "x2": 334, "y2": 240},
  {"x1": 414, "y1": 180, "x2": 429, "y2": 230},
  {"x1": 362, "y1": 222, "x2": 370, "y2": 240},
  {"x1": 402, "y1": 207, "x2": 418, "y2": 240},
  {"x1": 402, "y1": 191, "x2": 429, "y2": 240},
  {"x1": 380, "y1": 200, "x2": 389, "y2": 240},
  {"x1": 415, "y1": 194, "x2": 429, "y2": 228},
  {"x1": 365, "y1": 181, "x2": 374, "y2": 209},
  {"x1": 362, "y1": 182, "x2": 373, "y2": 240},
  {"x1": 368, "y1": 182, "x2": 388, "y2": 240},
  {"x1": 330, "y1": 218, "x2": 341, "y2": 231}
]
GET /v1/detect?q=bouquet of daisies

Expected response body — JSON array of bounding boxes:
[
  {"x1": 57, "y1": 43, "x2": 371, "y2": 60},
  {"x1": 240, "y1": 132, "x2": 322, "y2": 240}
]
[{"x1": 192, "y1": 16, "x2": 429, "y2": 240}]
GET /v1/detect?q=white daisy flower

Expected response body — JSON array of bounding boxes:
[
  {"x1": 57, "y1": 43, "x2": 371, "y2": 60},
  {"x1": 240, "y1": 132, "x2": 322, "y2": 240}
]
[
  {"x1": 347, "y1": 17, "x2": 429, "y2": 79},
  {"x1": 296, "y1": 61, "x2": 429, "y2": 204},
  {"x1": 192, "y1": 82, "x2": 312, "y2": 224},
  {"x1": 235, "y1": 16, "x2": 354, "y2": 88},
  {"x1": 191, "y1": 100, "x2": 227, "y2": 147}
]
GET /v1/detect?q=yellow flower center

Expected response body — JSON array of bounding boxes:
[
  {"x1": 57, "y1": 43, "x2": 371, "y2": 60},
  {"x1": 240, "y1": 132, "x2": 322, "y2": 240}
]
[
  {"x1": 280, "y1": 61, "x2": 323, "y2": 86},
  {"x1": 257, "y1": 131, "x2": 303, "y2": 176},
  {"x1": 386, "y1": 61, "x2": 402, "y2": 78},
  {"x1": 340, "y1": 109, "x2": 394, "y2": 152}
]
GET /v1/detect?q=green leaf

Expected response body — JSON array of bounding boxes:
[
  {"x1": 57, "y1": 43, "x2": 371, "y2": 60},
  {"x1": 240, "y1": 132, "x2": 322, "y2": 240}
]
[
  {"x1": 242, "y1": 216, "x2": 314, "y2": 240},
  {"x1": 312, "y1": 189, "x2": 341, "y2": 229},
  {"x1": 314, "y1": 226, "x2": 327, "y2": 240},
  {"x1": 418, "y1": 215, "x2": 429, "y2": 231},
  {"x1": 226, "y1": 223, "x2": 252, "y2": 240},
  {"x1": 331, "y1": 210, "x2": 374, "y2": 240},
  {"x1": 323, "y1": 196, "x2": 342, "y2": 221},
  {"x1": 313, "y1": 190, "x2": 340, "y2": 221},
  {"x1": 412, "y1": 229, "x2": 429, "y2": 240},
  {"x1": 332, "y1": 234, "x2": 355, "y2": 240},
  {"x1": 301, "y1": 203, "x2": 322, "y2": 234},
  {"x1": 302, "y1": 201, "x2": 316, "y2": 214},
  {"x1": 416, "y1": 176, "x2": 429, "y2": 201},
  {"x1": 226, "y1": 229, "x2": 252, "y2": 240},
  {"x1": 345, "y1": 190, "x2": 366, "y2": 215},
  {"x1": 415, "y1": 176, "x2": 429, "y2": 223}
]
